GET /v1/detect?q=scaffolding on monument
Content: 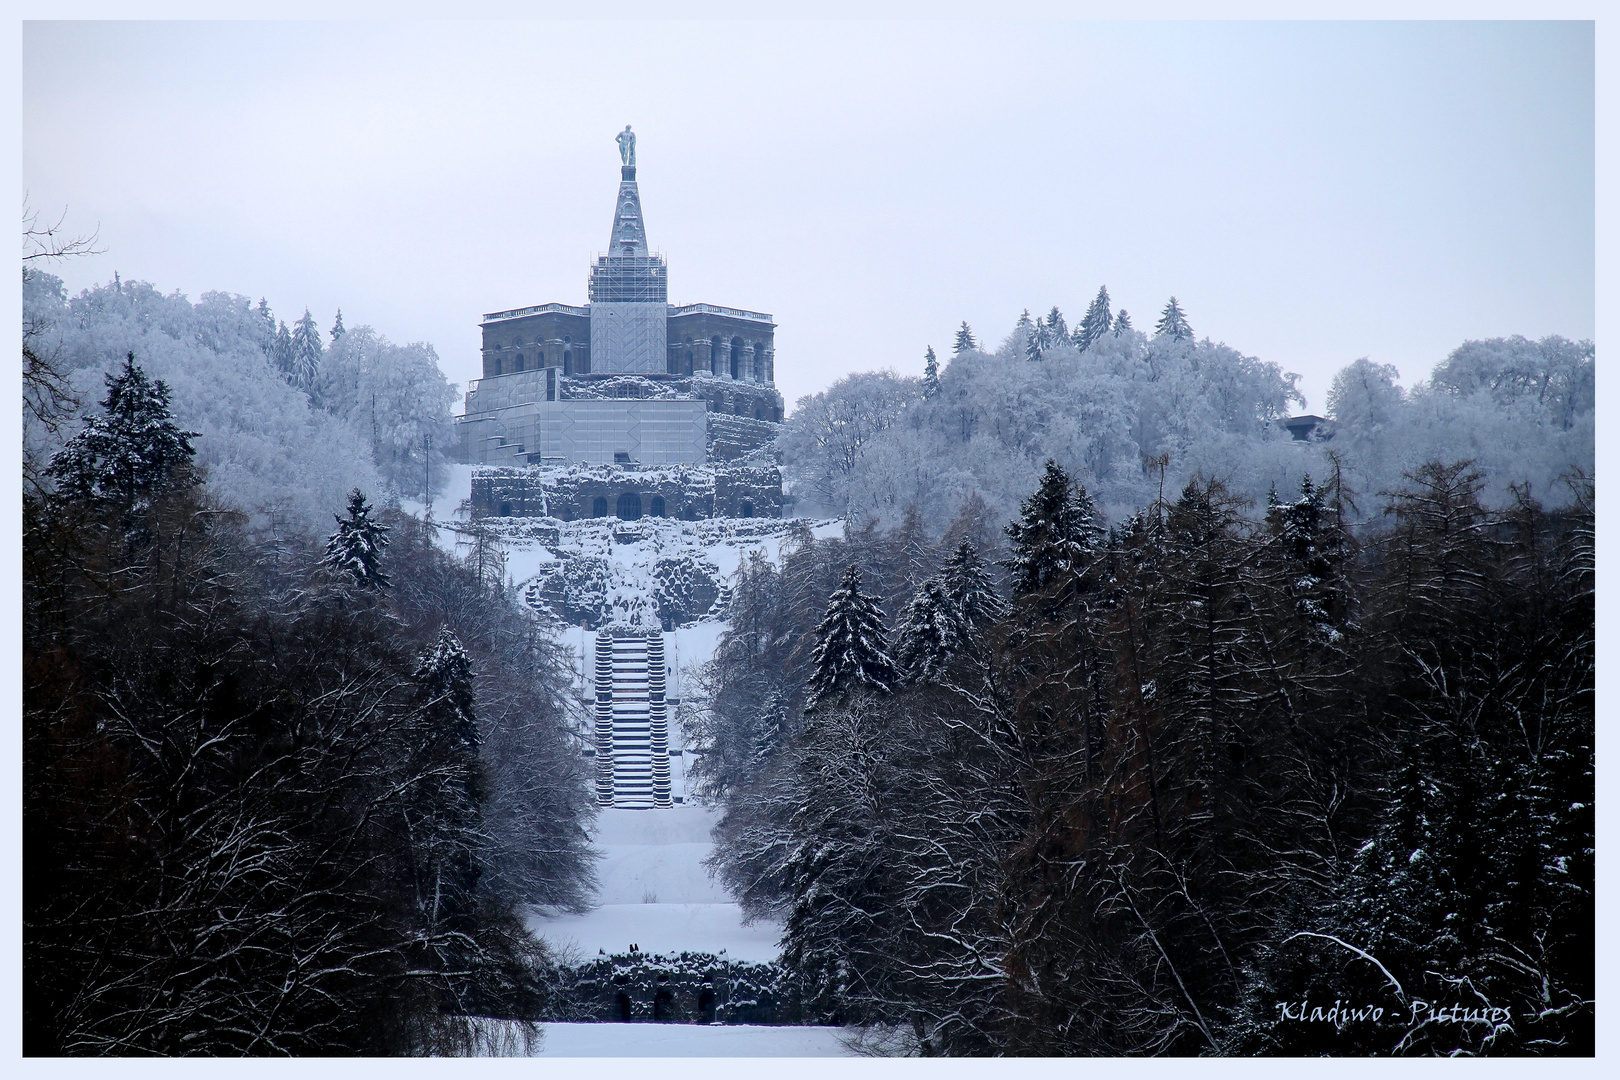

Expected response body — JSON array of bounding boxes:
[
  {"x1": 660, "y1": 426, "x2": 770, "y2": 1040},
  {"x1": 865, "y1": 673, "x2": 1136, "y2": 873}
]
[{"x1": 588, "y1": 252, "x2": 668, "y2": 304}]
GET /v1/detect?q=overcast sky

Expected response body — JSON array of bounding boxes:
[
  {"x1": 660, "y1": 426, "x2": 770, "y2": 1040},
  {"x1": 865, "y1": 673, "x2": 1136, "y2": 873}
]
[{"x1": 23, "y1": 20, "x2": 1594, "y2": 415}]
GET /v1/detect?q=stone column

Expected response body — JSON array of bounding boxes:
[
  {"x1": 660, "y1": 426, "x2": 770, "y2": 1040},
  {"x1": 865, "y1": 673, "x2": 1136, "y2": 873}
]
[
  {"x1": 761, "y1": 347, "x2": 774, "y2": 384},
  {"x1": 717, "y1": 340, "x2": 733, "y2": 380}
]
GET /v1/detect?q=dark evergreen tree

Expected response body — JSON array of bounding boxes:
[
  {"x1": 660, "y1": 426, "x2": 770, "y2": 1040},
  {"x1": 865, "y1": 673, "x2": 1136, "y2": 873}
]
[
  {"x1": 1154, "y1": 296, "x2": 1194, "y2": 341},
  {"x1": 323, "y1": 488, "x2": 392, "y2": 589},
  {"x1": 922, "y1": 346, "x2": 940, "y2": 398},
  {"x1": 804, "y1": 565, "x2": 898, "y2": 712},
  {"x1": 1003, "y1": 460, "x2": 1104, "y2": 598},
  {"x1": 953, "y1": 321, "x2": 977, "y2": 354},
  {"x1": 415, "y1": 627, "x2": 477, "y2": 750},
  {"x1": 330, "y1": 308, "x2": 346, "y2": 344},
  {"x1": 1074, "y1": 286, "x2": 1112, "y2": 352},
  {"x1": 47, "y1": 352, "x2": 198, "y2": 508},
  {"x1": 1112, "y1": 308, "x2": 1132, "y2": 335}
]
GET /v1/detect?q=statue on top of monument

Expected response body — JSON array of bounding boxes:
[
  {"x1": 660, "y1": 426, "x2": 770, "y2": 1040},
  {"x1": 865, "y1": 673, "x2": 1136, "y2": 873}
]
[{"x1": 617, "y1": 125, "x2": 636, "y2": 167}]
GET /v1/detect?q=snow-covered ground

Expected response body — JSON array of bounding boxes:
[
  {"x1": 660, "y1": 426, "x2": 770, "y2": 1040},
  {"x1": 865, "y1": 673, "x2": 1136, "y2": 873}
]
[
  {"x1": 529, "y1": 806, "x2": 784, "y2": 963},
  {"x1": 532, "y1": 1022, "x2": 856, "y2": 1057}
]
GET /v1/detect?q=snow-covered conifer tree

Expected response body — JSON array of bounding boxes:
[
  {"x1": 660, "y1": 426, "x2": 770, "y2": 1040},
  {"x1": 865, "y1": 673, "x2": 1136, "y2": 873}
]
[
  {"x1": 953, "y1": 321, "x2": 977, "y2": 354},
  {"x1": 48, "y1": 352, "x2": 198, "y2": 507},
  {"x1": 1074, "y1": 286, "x2": 1112, "y2": 353},
  {"x1": 291, "y1": 308, "x2": 322, "y2": 392},
  {"x1": 329, "y1": 308, "x2": 345, "y2": 344},
  {"x1": 940, "y1": 539, "x2": 1006, "y2": 640},
  {"x1": 923, "y1": 346, "x2": 940, "y2": 398},
  {"x1": 273, "y1": 319, "x2": 295, "y2": 378},
  {"x1": 1154, "y1": 296, "x2": 1194, "y2": 341},
  {"x1": 1045, "y1": 306, "x2": 1067, "y2": 343},
  {"x1": 805, "y1": 564, "x2": 898, "y2": 712},
  {"x1": 1003, "y1": 460, "x2": 1104, "y2": 597},
  {"x1": 1112, "y1": 308, "x2": 1132, "y2": 335},
  {"x1": 894, "y1": 575, "x2": 956, "y2": 683},
  {"x1": 415, "y1": 626, "x2": 477, "y2": 749},
  {"x1": 322, "y1": 488, "x2": 391, "y2": 589}
]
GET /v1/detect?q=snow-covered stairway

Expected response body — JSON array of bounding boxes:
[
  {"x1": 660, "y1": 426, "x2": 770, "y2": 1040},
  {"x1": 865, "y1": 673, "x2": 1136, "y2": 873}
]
[{"x1": 592, "y1": 630, "x2": 671, "y2": 808}]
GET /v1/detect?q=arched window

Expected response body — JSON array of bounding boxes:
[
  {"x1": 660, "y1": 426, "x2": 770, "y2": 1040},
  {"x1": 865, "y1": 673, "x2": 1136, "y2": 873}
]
[
  {"x1": 564, "y1": 351, "x2": 573, "y2": 375},
  {"x1": 592, "y1": 496, "x2": 608, "y2": 518},
  {"x1": 653, "y1": 989, "x2": 673, "y2": 1022},
  {"x1": 616, "y1": 493, "x2": 642, "y2": 521},
  {"x1": 684, "y1": 349, "x2": 694, "y2": 375},
  {"x1": 740, "y1": 501, "x2": 754, "y2": 518},
  {"x1": 515, "y1": 353, "x2": 525, "y2": 372},
  {"x1": 730, "y1": 337, "x2": 743, "y2": 380},
  {"x1": 649, "y1": 495, "x2": 665, "y2": 518},
  {"x1": 616, "y1": 993, "x2": 632, "y2": 1021}
]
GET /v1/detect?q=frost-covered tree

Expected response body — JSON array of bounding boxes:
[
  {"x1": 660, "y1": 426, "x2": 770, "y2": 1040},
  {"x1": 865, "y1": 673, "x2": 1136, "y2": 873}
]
[
  {"x1": 1074, "y1": 286, "x2": 1112, "y2": 353},
  {"x1": 1325, "y1": 357, "x2": 1403, "y2": 429},
  {"x1": 330, "y1": 308, "x2": 345, "y2": 344},
  {"x1": 777, "y1": 370, "x2": 920, "y2": 516},
  {"x1": 1044, "y1": 306, "x2": 1067, "y2": 343},
  {"x1": 1154, "y1": 295, "x2": 1194, "y2": 341},
  {"x1": 323, "y1": 488, "x2": 391, "y2": 589},
  {"x1": 953, "y1": 322, "x2": 977, "y2": 354},
  {"x1": 922, "y1": 346, "x2": 940, "y2": 399},
  {"x1": 805, "y1": 565, "x2": 898, "y2": 712},
  {"x1": 1112, "y1": 308, "x2": 1132, "y2": 335},
  {"x1": 291, "y1": 308, "x2": 322, "y2": 392},
  {"x1": 48, "y1": 352, "x2": 198, "y2": 508},
  {"x1": 273, "y1": 319, "x2": 295, "y2": 379}
]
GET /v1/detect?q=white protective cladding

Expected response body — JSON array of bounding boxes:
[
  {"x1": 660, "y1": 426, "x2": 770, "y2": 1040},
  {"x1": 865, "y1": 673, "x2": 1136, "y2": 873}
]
[{"x1": 589, "y1": 302, "x2": 668, "y2": 374}]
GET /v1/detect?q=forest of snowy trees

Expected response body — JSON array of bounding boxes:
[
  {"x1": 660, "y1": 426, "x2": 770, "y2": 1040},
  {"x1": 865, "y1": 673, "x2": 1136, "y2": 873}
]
[
  {"x1": 780, "y1": 291, "x2": 1594, "y2": 533},
  {"x1": 693, "y1": 453, "x2": 1592, "y2": 1055},
  {"x1": 23, "y1": 272, "x2": 595, "y2": 1052},
  {"x1": 23, "y1": 269, "x2": 457, "y2": 534},
  {"x1": 22, "y1": 252, "x2": 1593, "y2": 1056}
]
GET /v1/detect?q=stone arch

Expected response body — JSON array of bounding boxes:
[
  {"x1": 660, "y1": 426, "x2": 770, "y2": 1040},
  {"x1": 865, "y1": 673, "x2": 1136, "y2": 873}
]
[
  {"x1": 740, "y1": 500, "x2": 754, "y2": 518},
  {"x1": 649, "y1": 495, "x2": 666, "y2": 518},
  {"x1": 592, "y1": 496, "x2": 608, "y2": 518},
  {"x1": 616, "y1": 993, "x2": 632, "y2": 1021},
  {"x1": 653, "y1": 989, "x2": 674, "y2": 1022},
  {"x1": 698, "y1": 988, "x2": 717, "y2": 1023},
  {"x1": 730, "y1": 336, "x2": 744, "y2": 380},
  {"x1": 616, "y1": 492, "x2": 642, "y2": 521},
  {"x1": 564, "y1": 351, "x2": 574, "y2": 375},
  {"x1": 514, "y1": 353, "x2": 525, "y2": 372}
]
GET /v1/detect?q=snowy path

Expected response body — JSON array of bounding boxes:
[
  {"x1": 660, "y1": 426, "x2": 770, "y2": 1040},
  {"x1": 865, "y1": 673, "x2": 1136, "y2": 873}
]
[
  {"x1": 528, "y1": 806, "x2": 785, "y2": 963},
  {"x1": 534, "y1": 1022, "x2": 856, "y2": 1057}
]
